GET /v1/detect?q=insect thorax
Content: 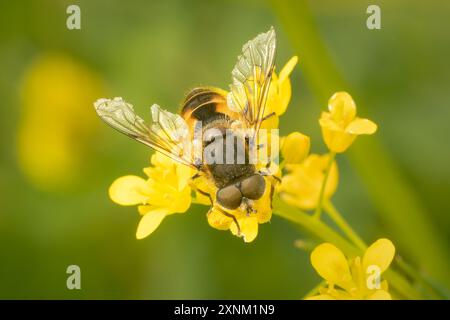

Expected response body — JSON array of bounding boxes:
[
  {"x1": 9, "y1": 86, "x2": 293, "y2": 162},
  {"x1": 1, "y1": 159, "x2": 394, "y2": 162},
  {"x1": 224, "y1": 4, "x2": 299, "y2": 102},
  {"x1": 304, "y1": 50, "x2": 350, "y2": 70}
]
[{"x1": 202, "y1": 120, "x2": 255, "y2": 189}]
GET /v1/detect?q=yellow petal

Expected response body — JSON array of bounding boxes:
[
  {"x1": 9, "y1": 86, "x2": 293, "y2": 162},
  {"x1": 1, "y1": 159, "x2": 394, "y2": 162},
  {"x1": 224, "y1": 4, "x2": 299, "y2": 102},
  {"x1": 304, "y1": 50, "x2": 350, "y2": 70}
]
[
  {"x1": 324, "y1": 158, "x2": 339, "y2": 200},
  {"x1": 150, "y1": 151, "x2": 171, "y2": 167},
  {"x1": 319, "y1": 112, "x2": 343, "y2": 131},
  {"x1": 363, "y1": 238, "x2": 395, "y2": 273},
  {"x1": 207, "y1": 207, "x2": 233, "y2": 230},
  {"x1": 310, "y1": 243, "x2": 351, "y2": 284},
  {"x1": 230, "y1": 216, "x2": 259, "y2": 243},
  {"x1": 252, "y1": 178, "x2": 273, "y2": 224},
  {"x1": 328, "y1": 92, "x2": 356, "y2": 124},
  {"x1": 346, "y1": 118, "x2": 377, "y2": 135},
  {"x1": 194, "y1": 191, "x2": 211, "y2": 206},
  {"x1": 176, "y1": 162, "x2": 193, "y2": 191},
  {"x1": 276, "y1": 80, "x2": 291, "y2": 116},
  {"x1": 192, "y1": 175, "x2": 215, "y2": 204},
  {"x1": 279, "y1": 154, "x2": 338, "y2": 210},
  {"x1": 266, "y1": 80, "x2": 289, "y2": 116},
  {"x1": 320, "y1": 125, "x2": 356, "y2": 153},
  {"x1": 138, "y1": 205, "x2": 152, "y2": 215},
  {"x1": 266, "y1": 56, "x2": 298, "y2": 116},
  {"x1": 279, "y1": 56, "x2": 298, "y2": 83},
  {"x1": 368, "y1": 290, "x2": 392, "y2": 300},
  {"x1": 281, "y1": 132, "x2": 310, "y2": 164},
  {"x1": 135, "y1": 208, "x2": 168, "y2": 239},
  {"x1": 109, "y1": 175, "x2": 149, "y2": 206},
  {"x1": 169, "y1": 187, "x2": 192, "y2": 213},
  {"x1": 260, "y1": 112, "x2": 279, "y2": 130}
]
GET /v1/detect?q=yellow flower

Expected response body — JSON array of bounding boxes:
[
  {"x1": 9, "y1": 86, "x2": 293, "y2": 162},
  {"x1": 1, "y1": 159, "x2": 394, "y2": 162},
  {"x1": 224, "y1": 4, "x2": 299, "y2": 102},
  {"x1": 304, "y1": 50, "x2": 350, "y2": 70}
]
[
  {"x1": 307, "y1": 239, "x2": 395, "y2": 300},
  {"x1": 319, "y1": 92, "x2": 377, "y2": 153},
  {"x1": 17, "y1": 53, "x2": 104, "y2": 190},
  {"x1": 109, "y1": 152, "x2": 192, "y2": 239},
  {"x1": 278, "y1": 154, "x2": 338, "y2": 210},
  {"x1": 280, "y1": 131, "x2": 310, "y2": 164}
]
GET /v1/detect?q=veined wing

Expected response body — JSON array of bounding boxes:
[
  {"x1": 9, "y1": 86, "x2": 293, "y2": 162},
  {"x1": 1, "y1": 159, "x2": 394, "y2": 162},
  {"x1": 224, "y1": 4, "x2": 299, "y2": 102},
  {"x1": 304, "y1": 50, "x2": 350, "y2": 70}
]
[
  {"x1": 227, "y1": 27, "x2": 276, "y2": 136},
  {"x1": 94, "y1": 97, "x2": 197, "y2": 168}
]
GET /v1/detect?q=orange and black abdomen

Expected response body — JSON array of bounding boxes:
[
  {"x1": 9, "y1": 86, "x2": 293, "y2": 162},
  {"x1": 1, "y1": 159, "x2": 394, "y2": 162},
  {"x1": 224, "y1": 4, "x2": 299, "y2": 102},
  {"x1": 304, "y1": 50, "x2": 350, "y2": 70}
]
[{"x1": 180, "y1": 87, "x2": 237, "y2": 129}]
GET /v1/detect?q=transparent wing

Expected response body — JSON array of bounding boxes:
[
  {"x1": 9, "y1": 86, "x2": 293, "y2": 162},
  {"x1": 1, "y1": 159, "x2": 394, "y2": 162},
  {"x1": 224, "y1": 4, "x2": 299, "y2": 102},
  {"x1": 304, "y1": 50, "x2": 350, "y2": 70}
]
[
  {"x1": 94, "y1": 97, "x2": 196, "y2": 168},
  {"x1": 227, "y1": 27, "x2": 276, "y2": 136}
]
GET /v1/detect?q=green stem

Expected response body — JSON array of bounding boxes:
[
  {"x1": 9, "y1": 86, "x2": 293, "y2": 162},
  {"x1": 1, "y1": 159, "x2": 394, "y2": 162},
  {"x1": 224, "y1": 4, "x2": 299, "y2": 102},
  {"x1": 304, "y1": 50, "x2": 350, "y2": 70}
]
[
  {"x1": 323, "y1": 201, "x2": 367, "y2": 251},
  {"x1": 313, "y1": 152, "x2": 335, "y2": 219},
  {"x1": 324, "y1": 201, "x2": 445, "y2": 299},
  {"x1": 273, "y1": 197, "x2": 423, "y2": 299},
  {"x1": 395, "y1": 257, "x2": 449, "y2": 300},
  {"x1": 274, "y1": 197, "x2": 358, "y2": 256},
  {"x1": 302, "y1": 280, "x2": 326, "y2": 299}
]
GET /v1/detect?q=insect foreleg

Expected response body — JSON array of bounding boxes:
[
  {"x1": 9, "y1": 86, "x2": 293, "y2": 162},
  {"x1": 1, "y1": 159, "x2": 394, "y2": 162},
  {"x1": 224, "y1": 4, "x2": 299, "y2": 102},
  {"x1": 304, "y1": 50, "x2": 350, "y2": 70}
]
[
  {"x1": 261, "y1": 111, "x2": 276, "y2": 123},
  {"x1": 195, "y1": 187, "x2": 241, "y2": 237},
  {"x1": 216, "y1": 207, "x2": 241, "y2": 236},
  {"x1": 195, "y1": 187, "x2": 213, "y2": 204},
  {"x1": 258, "y1": 161, "x2": 282, "y2": 183}
]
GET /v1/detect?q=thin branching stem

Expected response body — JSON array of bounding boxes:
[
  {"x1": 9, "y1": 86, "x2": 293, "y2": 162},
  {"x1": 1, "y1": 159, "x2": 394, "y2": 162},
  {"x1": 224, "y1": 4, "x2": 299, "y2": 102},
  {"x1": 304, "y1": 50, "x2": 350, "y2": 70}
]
[{"x1": 313, "y1": 152, "x2": 335, "y2": 219}]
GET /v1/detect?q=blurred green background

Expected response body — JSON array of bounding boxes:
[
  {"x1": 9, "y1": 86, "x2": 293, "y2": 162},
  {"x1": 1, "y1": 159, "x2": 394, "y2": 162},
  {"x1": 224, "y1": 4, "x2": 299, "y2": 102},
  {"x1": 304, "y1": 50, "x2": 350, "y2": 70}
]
[{"x1": 0, "y1": 0, "x2": 449, "y2": 299}]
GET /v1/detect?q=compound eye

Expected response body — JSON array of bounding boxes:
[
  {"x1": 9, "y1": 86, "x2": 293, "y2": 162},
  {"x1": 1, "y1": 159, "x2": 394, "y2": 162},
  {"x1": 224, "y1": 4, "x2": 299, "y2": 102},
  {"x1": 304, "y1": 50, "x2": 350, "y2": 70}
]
[
  {"x1": 240, "y1": 174, "x2": 266, "y2": 200},
  {"x1": 216, "y1": 184, "x2": 242, "y2": 210}
]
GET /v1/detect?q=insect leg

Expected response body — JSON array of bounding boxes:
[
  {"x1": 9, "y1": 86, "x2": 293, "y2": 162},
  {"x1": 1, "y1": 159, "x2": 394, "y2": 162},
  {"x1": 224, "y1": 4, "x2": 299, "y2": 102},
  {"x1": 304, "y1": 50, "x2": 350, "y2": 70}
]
[
  {"x1": 269, "y1": 183, "x2": 275, "y2": 209},
  {"x1": 195, "y1": 187, "x2": 241, "y2": 236},
  {"x1": 258, "y1": 161, "x2": 282, "y2": 183},
  {"x1": 190, "y1": 172, "x2": 202, "y2": 182},
  {"x1": 269, "y1": 175, "x2": 281, "y2": 184},
  {"x1": 217, "y1": 207, "x2": 241, "y2": 236},
  {"x1": 261, "y1": 111, "x2": 276, "y2": 123},
  {"x1": 195, "y1": 187, "x2": 213, "y2": 204}
]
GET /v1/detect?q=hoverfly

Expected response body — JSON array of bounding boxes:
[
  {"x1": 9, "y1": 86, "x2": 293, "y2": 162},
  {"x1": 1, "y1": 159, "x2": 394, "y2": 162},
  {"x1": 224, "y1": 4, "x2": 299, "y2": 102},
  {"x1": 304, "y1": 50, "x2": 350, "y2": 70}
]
[{"x1": 95, "y1": 27, "x2": 280, "y2": 235}]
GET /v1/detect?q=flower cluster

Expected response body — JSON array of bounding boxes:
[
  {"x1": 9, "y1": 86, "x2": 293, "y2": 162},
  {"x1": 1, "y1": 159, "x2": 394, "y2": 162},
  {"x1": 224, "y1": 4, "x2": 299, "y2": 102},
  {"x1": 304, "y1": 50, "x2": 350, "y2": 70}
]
[
  {"x1": 109, "y1": 56, "x2": 379, "y2": 244},
  {"x1": 105, "y1": 52, "x2": 407, "y2": 300},
  {"x1": 109, "y1": 57, "x2": 300, "y2": 242},
  {"x1": 308, "y1": 239, "x2": 395, "y2": 300},
  {"x1": 278, "y1": 152, "x2": 338, "y2": 210},
  {"x1": 278, "y1": 91, "x2": 377, "y2": 214}
]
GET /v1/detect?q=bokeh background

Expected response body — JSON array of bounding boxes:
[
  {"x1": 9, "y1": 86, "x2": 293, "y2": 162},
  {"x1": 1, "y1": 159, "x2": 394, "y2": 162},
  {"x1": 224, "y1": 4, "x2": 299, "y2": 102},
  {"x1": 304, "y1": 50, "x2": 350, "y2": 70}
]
[{"x1": 0, "y1": 0, "x2": 449, "y2": 299}]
